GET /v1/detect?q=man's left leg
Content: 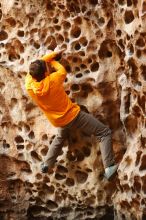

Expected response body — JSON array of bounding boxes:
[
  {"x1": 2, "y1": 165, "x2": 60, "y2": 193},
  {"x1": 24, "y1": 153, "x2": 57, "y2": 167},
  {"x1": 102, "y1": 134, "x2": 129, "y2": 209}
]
[{"x1": 71, "y1": 110, "x2": 118, "y2": 179}]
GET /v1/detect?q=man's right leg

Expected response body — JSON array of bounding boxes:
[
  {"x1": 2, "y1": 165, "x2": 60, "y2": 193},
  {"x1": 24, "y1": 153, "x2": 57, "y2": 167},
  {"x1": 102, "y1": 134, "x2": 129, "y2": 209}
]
[{"x1": 41, "y1": 127, "x2": 68, "y2": 173}]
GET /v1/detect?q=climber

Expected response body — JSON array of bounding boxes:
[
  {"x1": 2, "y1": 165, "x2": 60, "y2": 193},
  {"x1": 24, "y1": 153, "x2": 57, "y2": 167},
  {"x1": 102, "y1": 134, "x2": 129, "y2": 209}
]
[{"x1": 25, "y1": 50, "x2": 118, "y2": 180}]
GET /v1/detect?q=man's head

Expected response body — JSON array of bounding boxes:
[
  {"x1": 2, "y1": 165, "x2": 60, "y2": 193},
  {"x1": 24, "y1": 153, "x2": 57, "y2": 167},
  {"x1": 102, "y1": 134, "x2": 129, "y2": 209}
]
[{"x1": 29, "y1": 60, "x2": 47, "y2": 82}]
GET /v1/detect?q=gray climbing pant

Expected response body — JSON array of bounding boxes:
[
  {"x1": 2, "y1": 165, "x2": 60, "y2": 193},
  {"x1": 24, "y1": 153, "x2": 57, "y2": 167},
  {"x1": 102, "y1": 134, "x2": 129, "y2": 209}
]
[{"x1": 45, "y1": 110, "x2": 115, "y2": 169}]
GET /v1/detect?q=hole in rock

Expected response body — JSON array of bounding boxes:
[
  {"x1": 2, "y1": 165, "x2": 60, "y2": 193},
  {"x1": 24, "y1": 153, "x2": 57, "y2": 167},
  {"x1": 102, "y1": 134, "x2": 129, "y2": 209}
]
[
  {"x1": 28, "y1": 131, "x2": 35, "y2": 139},
  {"x1": 59, "y1": 207, "x2": 73, "y2": 215},
  {"x1": 42, "y1": 134, "x2": 48, "y2": 141},
  {"x1": 76, "y1": 73, "x2": 83, "y2": 78},
  {"x1": 17, "y1": 145, "x2": 24, "y2": 150},
  {"x1": 46, "y1": 1, "x2": 55, "y2": 10},
  {"x1": 56, "y1": 34, "x2": 64, "y2": 44},
  {"x1": 15, "y1": 135, "x2": 24, "y2": 143},
  {"x1": 53, "y1": 18, "x2": 58, "y2": 24},
  {"x1": 36, "y1": 173, "x2": 42, "y2": 180},
  {"x1": 79, "y1": 37, "x2": 88, "y2": 46},
  {"x1": 142, "y1": 2, "x2": 146, "y2": 13},
  {"x1": 46, "y1": 200, "x2": 58, "y2": 210},
  {"x1": 71, "y1": 26, "x2": 81, "y2": 38},
  {"x1": 67, "y1": 151, "x2": 76, "y2": 161},
  {"x1": 75, "y1": 67, "x2": 80, "y2": 72},
  {"x1": 124, "y1": 90, "x2": 131, "y2": 114},
  {"x1": 46, "y1": 185, "x2": 55, "y2": 194},
  {"x1": 140, "y1": 155, "x2": 146, "y2": 171},
  {"x1": 33, "y1": 42, "x2": 40, "y2": 49},
  {"x1": 90, "y1": 62, "x2": 99, "y2": 72},
  {"x1": 25, "y1": 102, "x2": 36, "y2": 111},
  {"x1": 18, "y1": 153, "x2": 24, "y2": 160},
  {"x1": 128, "y1": 58, "x2": 138, "y2": 80},
  {"x1": 56, "y1": 165, "x2": 68, "y2": 173},
  {"x1": 74, "y1": 43, "x2": 81, "y2": 50},
  {"x1": 86, "y1": 168, "x2": 92, "y2": 173},
  {"x1": 124, "y1": 115, "x2": 138, "y2": 135},
  {"x1": 31, "y1": 150, "x2": 41, "y2": 161},
  {"x1": 62, "y1": 21, "x2": 71, "y2": 30},
  {"x1": 132, "y1": 105, "x2": 141, "y2": 117},
  {"x1": 72, "y1": 57, "x2": 78, "y2": 63},
  {"x1": 82, "y1": 146, "x2": 91, "y2": 157},
  {"x1": 65, "y1": 178, "x2": 75, "y2": 187},
  {"x1": 118, "y1": 0, "x2": 125, "y2": 5},
  {"x1": 65, "y1": 65, "x2": 71, "y2": 72},
  {"x1": 136, "y1": 151, "x2": 142, "y2": 166},
  {"x1": 6, "y1": 17, "x2": 16, "y2": 26},
  {"x1": 27, "y1": 205, "x2": 49, "y2": 216},
  {"x1": 40, "y1": 146, "x2": 48, "y2": 156},
  {"x1": 74, "y1": 16, "x2": 82, "y2": 24},
  {"x1": 55, "y1": 173, "x2": 66, "y2": 180},
  {"x1": 136, "y1": 49, "x2": 141, "y2": 58},
  {"x1": 11, "y1": 97, "x2": 17, "y2": 107},
  {"x1": 127, "y1": 0, "x2": 132, "y2": 6},
  {"x1": 136, "y1": 38, "x2": 145, "y2": 47},
  {"x1": 54, "y1": 25, "x2": 61, "y2": 31},
  {"x1": 9, "y1": 53, "x2": 20, "y2": 61},
  {"x1": 17, "y1": 30, "x2": 24, "y2": 37},
  {"x1": 81, "y1": 83, "x2": 93, "y2": 94},
  {"x1": 80, "y1": 64, "x2": 86, "y2": 69},
  {"x1": 23, "y1": 124, "x2": 30, "y2": 133},
  {"x1": 71, "y1": 84, "x2": 80, "y2": 92},
  {"x1": 2, "y1": 140, "x2": 10, "y2": 148},
  {"x1": 74, "y1": 149, "x2": 84, "y2": 161},
  {"x1": 88, "y1": 58, "x2": 92, "y2": 64},
  {"x1": 66, "y1": 2, "x2": 80, "y2": 13},
  {"x1": 124, "y1": 10, "x2": 134, "y2": 24},
  {"x1": 98, "y1": 17, "x2": 105, "y2": 26},
  {"x1": 58, "y1": 4, "x2": 65, "y2": 10},
  {"x1": 98, "y1": 41, "x2": 115, "y2": 58},
  {"x1": 116, "y1": 29, "x2": 122, "y2": 36},
  {"x1": 65, "y1": 90, "x2": 70, "y2": 95},
  {"x1": 82, "y1": 5, "x2": 87, "y2": 13},
  {"x1": 75, "y1": 170, "x2": 88, "y2": 184}
]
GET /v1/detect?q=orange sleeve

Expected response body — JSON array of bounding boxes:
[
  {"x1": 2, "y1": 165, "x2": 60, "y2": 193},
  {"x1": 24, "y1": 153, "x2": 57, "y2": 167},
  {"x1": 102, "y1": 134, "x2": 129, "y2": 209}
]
[
  {"x1": 41, "y1": 52, "x2": 57, "y2": 62},
  {"x1": 50, "y1": 60, "x2": 67, "y2": 82}
]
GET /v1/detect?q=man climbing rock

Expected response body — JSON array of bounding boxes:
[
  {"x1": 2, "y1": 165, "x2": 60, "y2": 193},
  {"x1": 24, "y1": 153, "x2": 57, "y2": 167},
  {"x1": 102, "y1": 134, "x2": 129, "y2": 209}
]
[{"x1": 25, "y1": 50, "x2": 118, "y2": 180}]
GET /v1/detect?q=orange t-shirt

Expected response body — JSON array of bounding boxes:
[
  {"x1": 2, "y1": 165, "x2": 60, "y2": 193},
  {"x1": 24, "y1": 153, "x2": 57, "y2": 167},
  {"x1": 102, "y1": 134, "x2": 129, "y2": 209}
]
[{"x1": 25, "y1": 52, "x2": 80, "y2": 127}]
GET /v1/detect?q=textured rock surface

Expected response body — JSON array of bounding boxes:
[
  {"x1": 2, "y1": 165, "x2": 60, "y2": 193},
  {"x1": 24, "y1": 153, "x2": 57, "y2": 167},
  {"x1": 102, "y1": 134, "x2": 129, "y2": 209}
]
[{"x1": 0, "y1": 0, "x2": 146, "y2": 219}]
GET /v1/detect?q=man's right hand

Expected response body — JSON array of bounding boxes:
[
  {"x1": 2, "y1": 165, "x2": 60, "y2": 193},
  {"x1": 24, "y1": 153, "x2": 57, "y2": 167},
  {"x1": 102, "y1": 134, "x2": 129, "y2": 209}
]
[{"x1": 55, "y1": 49, "x2": 65, "y2": 60}]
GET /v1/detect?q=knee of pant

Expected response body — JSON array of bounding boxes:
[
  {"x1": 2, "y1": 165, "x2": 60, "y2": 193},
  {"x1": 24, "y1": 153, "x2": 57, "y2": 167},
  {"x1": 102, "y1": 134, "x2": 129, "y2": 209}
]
[
  {"x1": 106, "y1": 127, "x2": 112, "y2": 135},
  {"x1": 102, "y1": 127, "x2": 112, "y2": 138}
]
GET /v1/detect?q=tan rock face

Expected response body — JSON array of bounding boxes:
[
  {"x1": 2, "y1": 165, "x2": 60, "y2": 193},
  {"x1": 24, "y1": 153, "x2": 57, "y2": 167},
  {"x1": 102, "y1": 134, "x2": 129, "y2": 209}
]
[{"x1": 0, "y1": 0, "x2": 145, "y2": 219}]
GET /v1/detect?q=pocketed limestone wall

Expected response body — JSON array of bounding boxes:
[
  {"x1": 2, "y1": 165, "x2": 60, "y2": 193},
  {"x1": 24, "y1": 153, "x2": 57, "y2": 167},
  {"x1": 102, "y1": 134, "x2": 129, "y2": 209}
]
[{"x1": 0, "y1": 0, "x2": 145, "y2": 219}]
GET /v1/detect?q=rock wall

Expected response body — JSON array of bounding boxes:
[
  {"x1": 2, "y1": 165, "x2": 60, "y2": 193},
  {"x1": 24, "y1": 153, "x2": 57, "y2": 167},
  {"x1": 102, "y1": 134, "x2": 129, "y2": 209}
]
[{"x1": 0, "y1": 0, "x2": 145, "y2": 219}]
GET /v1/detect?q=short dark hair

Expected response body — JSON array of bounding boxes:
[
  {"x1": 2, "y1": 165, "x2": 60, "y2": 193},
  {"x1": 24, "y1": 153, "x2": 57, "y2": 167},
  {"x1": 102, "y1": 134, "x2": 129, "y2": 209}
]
[{"x1": 29, "y1": 60, "x2": 47, "y2": 82}]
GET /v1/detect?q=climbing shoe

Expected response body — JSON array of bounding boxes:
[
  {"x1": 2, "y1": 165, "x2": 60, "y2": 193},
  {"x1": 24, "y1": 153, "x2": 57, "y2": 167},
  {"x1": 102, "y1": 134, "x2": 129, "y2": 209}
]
[
  {"x1": 104, "y1": 164, "x2": 118, "y2": 180},
  {"x1": 41, "y1": 163, "x2": 49, "y2": 173}
]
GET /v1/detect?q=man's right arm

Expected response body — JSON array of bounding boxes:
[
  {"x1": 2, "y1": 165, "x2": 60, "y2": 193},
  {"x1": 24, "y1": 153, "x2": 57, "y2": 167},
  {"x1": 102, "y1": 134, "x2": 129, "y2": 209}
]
[
  {"x1": 41, "y1": 49, "x2": 65, "y2": 62},
  {"x1": 41, "y1": 51, "x2": 57, "y2": 62},
  {"x1": 50, "y1": 60, "x2": 67, "y2": 82}
]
